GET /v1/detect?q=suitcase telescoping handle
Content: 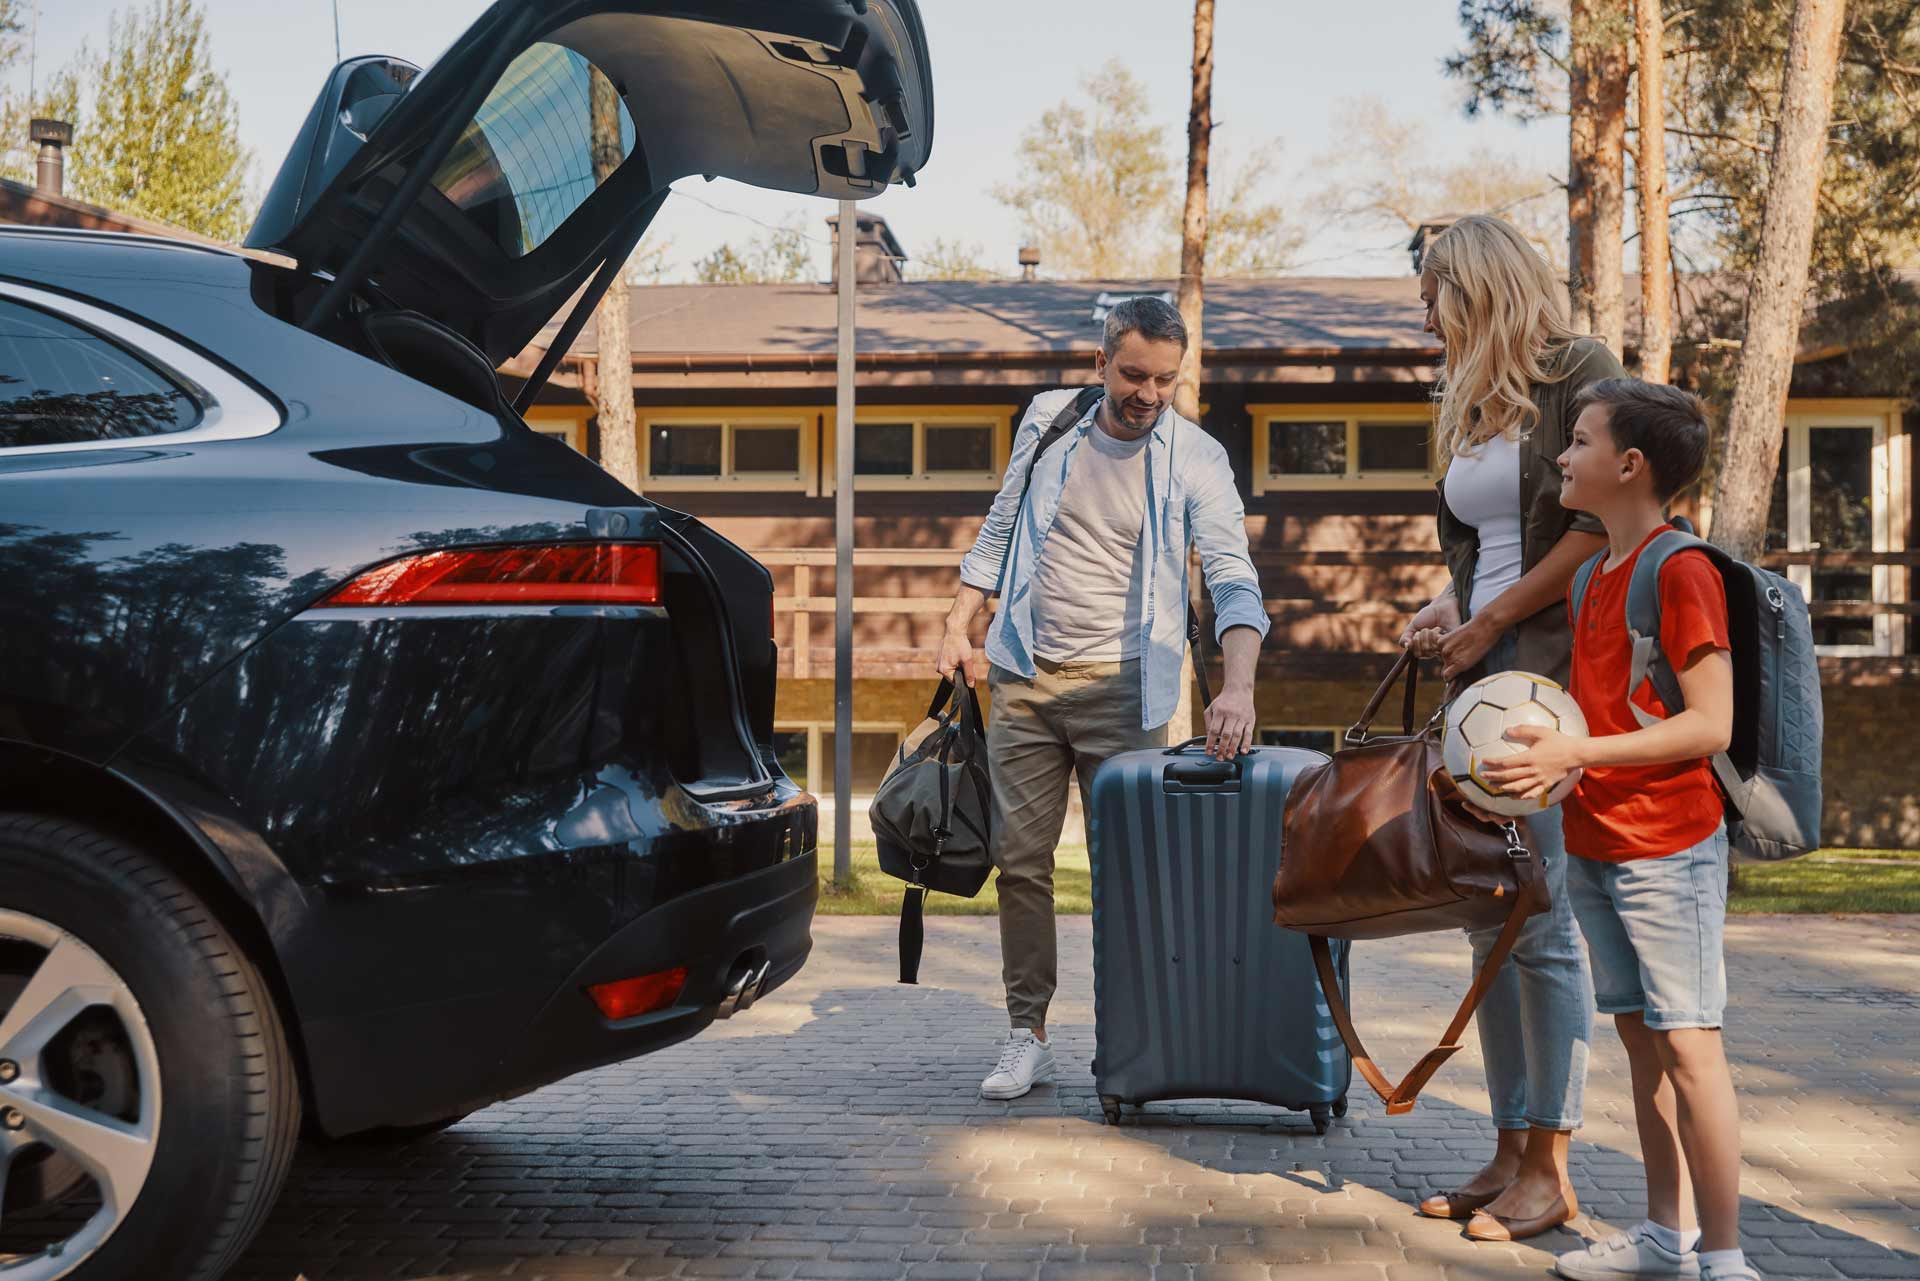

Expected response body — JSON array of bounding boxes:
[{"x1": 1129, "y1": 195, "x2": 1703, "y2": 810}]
[{"x1": 1162, "y1": 738, "x2": 1241, "y2": 793}]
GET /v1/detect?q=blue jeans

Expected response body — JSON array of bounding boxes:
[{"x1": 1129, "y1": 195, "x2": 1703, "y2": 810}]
[
  {"x1": 1463, "y1": 633, "x2": 1595, "y2": 1131},
  {"x1": 1565, "y1": 826, "x2": 1730, "y2": 1030}
]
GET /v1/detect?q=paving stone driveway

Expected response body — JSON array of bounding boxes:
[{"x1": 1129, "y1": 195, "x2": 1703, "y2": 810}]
[{"x1": 233, "y1": 914, "x2": 1920, "y2": 1281}]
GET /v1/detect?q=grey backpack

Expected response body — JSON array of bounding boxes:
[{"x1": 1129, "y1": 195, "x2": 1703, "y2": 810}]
[{"x1": 1569, "y1": 529, "x2": 1823, "y2": 860}]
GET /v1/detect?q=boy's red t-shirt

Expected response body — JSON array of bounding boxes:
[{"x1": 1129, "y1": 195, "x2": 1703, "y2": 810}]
[{"x1": 1563, "y1": 524, "x2": 1732, "y2": 862}]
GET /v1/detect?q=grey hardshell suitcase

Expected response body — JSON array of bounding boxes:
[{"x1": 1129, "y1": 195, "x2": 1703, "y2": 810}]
[{"x1": 1087, "y1": 740, "x2": 1352, "y2": 1132}]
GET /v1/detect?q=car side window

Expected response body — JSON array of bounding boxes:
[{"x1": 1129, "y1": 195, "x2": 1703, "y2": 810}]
[{"x1": 0, "y1": 297, "x2": 201, "y2": 448}]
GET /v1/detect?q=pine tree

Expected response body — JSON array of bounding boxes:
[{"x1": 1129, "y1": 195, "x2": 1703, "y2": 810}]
[
  {"x1": 1634, "y1": 0, "x2": 1673, "y2": 383},
  {"x1": 1170, "y1": 0, "x2": 1216, "y2": 745},
  {"x1": 1711, "y1": 0, "x2": 1850, "y2": 561}
]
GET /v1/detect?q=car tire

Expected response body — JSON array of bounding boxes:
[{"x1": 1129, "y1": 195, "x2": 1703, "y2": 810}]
[{"x1": 0, "y1": 814, "x2": 301, "y2": 1281}]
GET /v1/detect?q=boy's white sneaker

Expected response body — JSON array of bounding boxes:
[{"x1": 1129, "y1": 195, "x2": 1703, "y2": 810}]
[
  {"x1": 1698, "y1": 1262, "x2": 1760, "y2": 1281},
  {"x1": 980, "y1": 1028, "x2": 1055, "y2": 1099},
  {"x1": 1554, "y1": 1226, "x2": 1701, "y2": 1280}
]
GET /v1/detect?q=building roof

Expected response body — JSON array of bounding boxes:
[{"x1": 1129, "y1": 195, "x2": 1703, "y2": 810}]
[
  {"x1": 534, "y1": 275, "x2": 1442, "y2": 362},
  {"x1": 0, "y1": 176, "x2": 226, "y2": 245}
]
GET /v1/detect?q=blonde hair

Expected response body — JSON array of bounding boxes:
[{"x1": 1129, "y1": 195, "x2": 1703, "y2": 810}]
[{"x1": 1424, "y1": 214, "x2": 1586, "y2": 461}]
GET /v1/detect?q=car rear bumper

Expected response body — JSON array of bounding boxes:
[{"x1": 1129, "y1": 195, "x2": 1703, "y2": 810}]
[{"x1": 498, "y1": 845, "x2": 817, "y2": 1097}]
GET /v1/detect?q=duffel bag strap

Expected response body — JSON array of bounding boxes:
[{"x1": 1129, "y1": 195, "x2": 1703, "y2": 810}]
[
  {"x1": 1308, "y1": 823, "x2": 1535, "y2": 1114},
  {"x1": 898, "y1": 886, "x2": 928, "y2": 985},
  {"x1": 899, "y1": 734, "x2": 956, "y2": 986}
]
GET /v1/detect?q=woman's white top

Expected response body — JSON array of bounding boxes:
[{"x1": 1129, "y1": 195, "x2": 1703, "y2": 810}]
[{"x1": 1444, "y1": 430, "x2": 1524, "y2": 619}]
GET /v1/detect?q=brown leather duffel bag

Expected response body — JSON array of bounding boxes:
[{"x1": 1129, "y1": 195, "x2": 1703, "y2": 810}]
[{"x1": 1273, "y1": 649, "x2": 1549, "y2": 1115}]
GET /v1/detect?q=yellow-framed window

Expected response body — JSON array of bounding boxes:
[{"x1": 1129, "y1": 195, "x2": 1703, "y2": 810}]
[
  {"x1": 640, "y1": 408, "x2": 818, "y2": 493},
  {"x1": 1765, "y1": 398, "x2": 1910, "y2": 657},
  {"x1": 1250, "y1": 404, "x2": 1436, "y2": 493},
  {"x1": 823, "y1": 405, "x2": 1019, "y2": 493},
  {"x1": 523, "y1": 407, "x2": 590, "y2": 455}
]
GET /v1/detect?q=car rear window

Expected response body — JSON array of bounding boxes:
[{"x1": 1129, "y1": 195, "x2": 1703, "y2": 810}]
[
  {"x1": 428, "y1": 40, "x2": 637, "y2": 259},
  {"x1": 0, "y1": 298, "x2": 201, "y2": 448}
]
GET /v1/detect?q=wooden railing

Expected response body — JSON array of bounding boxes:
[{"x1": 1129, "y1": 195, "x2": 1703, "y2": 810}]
[
  {"x1": 1758, "y1": 550, "x2": 1920, "y2": 618},
  {"x1": 759, "y1": 549, "x2": 980, "y2": 679},
  {"x1": 757, "y1": 547, "x2": 1914, "y2": 678}
]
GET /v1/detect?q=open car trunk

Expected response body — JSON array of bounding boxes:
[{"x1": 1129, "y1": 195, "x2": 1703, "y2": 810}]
[{"x1": 248, "y1": 0, "x2": 933, "y2": 367}]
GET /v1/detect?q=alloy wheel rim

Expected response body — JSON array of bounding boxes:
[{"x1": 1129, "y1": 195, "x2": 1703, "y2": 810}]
[{"x1": 0, "y1": 909, "x2": 161, "y2": 1280}]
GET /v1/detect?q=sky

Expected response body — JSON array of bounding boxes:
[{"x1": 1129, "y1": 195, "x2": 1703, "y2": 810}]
[{"x1": 13, "y1": 0, "x2": 1563, "y2": 281}]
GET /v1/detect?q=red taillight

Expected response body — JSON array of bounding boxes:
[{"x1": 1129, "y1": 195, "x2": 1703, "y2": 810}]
[
  {"x1": 585, "y1": 967, "x2": 688, "y2": 1020},
  {"x1": 320, "y1": 542, "x2": 660, "y2": 607}
]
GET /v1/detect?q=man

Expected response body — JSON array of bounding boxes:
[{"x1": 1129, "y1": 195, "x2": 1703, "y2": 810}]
[{"x1": 936, "y1": 295, "x2": 1268, "y2": 1100}]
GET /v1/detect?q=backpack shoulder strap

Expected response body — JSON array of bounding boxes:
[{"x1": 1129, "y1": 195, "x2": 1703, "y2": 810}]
[
  {"x1": 1622, "y1": 530, "x2": 1748, "y2": 809},
  {"x1": 988, "y1": 387, "x2": 1105, "y2": 602},
  {"x1": 1622, "y1": 529, "x2": 1714, "y2": 727},
  {"x1": 1568, "y1": 550, "x2": 1607, "y2": 627},
  {"x1": 1020, "y1": 384, "x2": 1104, "y2": 495}
]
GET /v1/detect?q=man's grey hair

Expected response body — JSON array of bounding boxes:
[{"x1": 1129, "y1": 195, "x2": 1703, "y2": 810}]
[{"x1": 1102, "y1": 296, "x2": 1189, "y2": 355}]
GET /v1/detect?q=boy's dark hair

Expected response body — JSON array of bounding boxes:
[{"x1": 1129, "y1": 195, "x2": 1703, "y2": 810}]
[{"x1": 1571, "y1": 377, "x2": 1711, "y2": 502}]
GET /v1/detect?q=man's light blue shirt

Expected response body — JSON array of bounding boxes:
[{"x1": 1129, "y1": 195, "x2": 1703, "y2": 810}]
[{"x1": 958, "y1": 388, "x2": 1269, "y2": 730}]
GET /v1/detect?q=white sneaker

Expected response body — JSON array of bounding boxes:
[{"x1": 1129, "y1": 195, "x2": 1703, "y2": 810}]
[
  {"x1": 979, "y1": 1029, "x2": 1055, "y2": 1099},
  {"x1": 1555, "y1": 1226, "x2": 1700, "y2": 1281},
  {"x1": 1699, "y1": 1263, "x2": 1760, "y2": 1281}
]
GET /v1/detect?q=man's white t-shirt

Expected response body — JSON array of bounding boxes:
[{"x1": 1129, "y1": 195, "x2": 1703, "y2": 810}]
[{"x1": 1029, "y1": 421, "x2": 1150, "y2": 662}]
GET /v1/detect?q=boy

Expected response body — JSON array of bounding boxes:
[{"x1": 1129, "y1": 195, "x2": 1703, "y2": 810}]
[{"x1": 1480, "y1": 378, "x2": 1755, "y2": 1281}]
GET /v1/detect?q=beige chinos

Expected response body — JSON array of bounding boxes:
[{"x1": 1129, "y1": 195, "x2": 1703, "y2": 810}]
[{"x1": 987, "y1": 656, "x2": 1168, "y2": 1029}]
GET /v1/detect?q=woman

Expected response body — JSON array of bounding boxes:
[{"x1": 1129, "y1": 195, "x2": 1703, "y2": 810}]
[{"x1": 1398, "y1": 214, "x2": 1619, "y2": 1242}]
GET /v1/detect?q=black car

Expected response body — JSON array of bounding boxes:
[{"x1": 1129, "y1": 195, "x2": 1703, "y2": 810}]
[{"x1": 0, "y1": 2, "x2": 932, "y2": 1278}]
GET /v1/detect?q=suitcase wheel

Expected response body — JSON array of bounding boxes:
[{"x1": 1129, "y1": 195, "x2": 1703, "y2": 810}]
[
  {"x1": 1332, "y1": 1095, "x2": 1349, "y2": 1119},
  {"x1": 1100, "y1": 1096, "x2": 1123, "y2": 1126},
  {"x1": 1309, "y1": 1104, "x2": 1332, "y2": 1135}
]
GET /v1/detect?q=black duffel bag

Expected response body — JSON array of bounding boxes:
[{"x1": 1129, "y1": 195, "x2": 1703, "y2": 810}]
[{"x1": 871, "y1": 678, "x2": 993, "y2": 984}]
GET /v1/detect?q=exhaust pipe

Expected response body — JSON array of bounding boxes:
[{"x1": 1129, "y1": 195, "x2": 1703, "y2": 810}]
[{"x1": 713, "y1": 957, "x2": 771, "y2": 1019}]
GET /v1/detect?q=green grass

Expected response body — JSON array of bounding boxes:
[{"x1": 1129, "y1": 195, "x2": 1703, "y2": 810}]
[
  {"x1": 816, "y1": 843, "x2": 1089, "y2": 916},
  {"x1": 1727, "y1": 856, "x2": 1920, "y2": 914},
  {"x1": 817, "y1": 843, "x2": 1920, "y2": 916},
  {"x1": 1803, "y1": 847, "x2": 1920, "y2": 862}
]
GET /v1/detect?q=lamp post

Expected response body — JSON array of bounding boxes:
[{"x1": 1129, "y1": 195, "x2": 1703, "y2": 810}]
[{"x1": 833, "y1": 201, "x2": 857, "y2": 888}]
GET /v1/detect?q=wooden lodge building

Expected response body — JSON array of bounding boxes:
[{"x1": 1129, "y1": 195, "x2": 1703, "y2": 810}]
[
  {"x1": 4, "y1": 154, "x2": 1908, "y2": 848},
  {"x1": 506, "y1": 215, "x2": 1917, "y2": 849}
]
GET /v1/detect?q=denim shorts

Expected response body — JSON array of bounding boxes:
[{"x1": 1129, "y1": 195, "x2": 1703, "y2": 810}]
[{"x1": 1565, "y1": 826, "x2": 1729, "y2": 1030}]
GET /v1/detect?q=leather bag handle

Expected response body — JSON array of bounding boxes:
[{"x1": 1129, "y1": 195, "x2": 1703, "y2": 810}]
[
  {"x1": 1308, "y1": 820, "x2": 1540, "y2": 1114},
  {"x1": 1346, "y1": 648, "x2": 1420, "y2": 746}
]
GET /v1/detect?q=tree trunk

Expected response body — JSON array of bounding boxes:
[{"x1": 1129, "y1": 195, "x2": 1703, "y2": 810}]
[
  {"x1": 1570, "y1": 0, "x2": 1630, "y2": 352},
  {"x1": 1711, "y1": 0, "x2": 1848, "y2": 562},
  {"x1": 1568, "y1": 1, "x2": 1598, "y2": 332},
  {"x1": 589, "y1": 68, "x2": 638, "y2": 491},
  {"x1": 1634, "y1": 0, "x2": 1673, "y2": 383},
  {"x1": 1175, "y1": 0, "x2": 1213, "y2": 426},
  {"x1": 1171, "y1": 0, "x2": 1215, "y2": 744}
]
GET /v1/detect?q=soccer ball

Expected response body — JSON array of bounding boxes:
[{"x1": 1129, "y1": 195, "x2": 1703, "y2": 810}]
[{"x1": 1441, "y1": 671, "x2": 1591, "y2": 817}]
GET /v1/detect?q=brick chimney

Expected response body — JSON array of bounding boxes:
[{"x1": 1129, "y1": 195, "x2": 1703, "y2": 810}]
[
  {"x1": 31, "y1": 119, "x2": 72, "y2": 198},
  {"x1": 1408, "y1": 219, "x2": 1455, "y2": 273},
  {"x1": 828, "y1": 211, "x2": 906, "y2": 286}
]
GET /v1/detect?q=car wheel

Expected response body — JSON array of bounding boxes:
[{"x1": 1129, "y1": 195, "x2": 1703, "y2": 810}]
[{"x1": 0, "y1": 814, "x2": 300, "y2": 1281}]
